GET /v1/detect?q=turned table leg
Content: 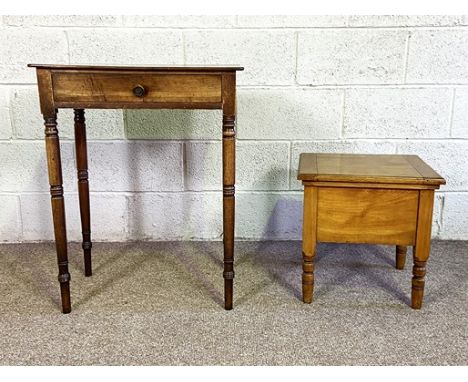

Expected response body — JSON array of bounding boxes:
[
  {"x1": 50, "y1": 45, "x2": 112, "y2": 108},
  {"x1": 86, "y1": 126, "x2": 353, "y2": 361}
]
[
  {"x1": 412, "y1": 190, "x2": 435, "y2": 309},
  {"x1": 222, "y1": 73, "x2": 237, "y2": 310},
  {"x1": 302, "y1": 186, "x2": 318, "y2": 303},
  {"x1": 222, "y1": 114, "x2": 235, "y2": 310},
  {"x1": 396, "y1": 245, "x2": 407, "y2": 270},
  {"x1": 44, "y1": 113, "x2": 71, "y2": 314},
  {"x1": 74, "y1": 109, "x2": 92, "y2": 277}
]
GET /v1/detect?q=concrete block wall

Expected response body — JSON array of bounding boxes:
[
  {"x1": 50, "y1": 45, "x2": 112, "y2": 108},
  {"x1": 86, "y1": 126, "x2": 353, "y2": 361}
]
[{"x1": 1, "y1": 15, "x2": 468, "y2": 242}]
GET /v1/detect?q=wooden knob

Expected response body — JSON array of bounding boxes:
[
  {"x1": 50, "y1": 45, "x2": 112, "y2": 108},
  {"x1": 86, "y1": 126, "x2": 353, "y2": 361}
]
[{"x1": 133, "y1": 84, "x2": 146, "y2": 97}]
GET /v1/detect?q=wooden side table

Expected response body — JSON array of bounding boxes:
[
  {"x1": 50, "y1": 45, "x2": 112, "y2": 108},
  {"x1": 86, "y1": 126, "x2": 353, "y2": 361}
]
[
  {"x1": 297, "y1": 153, "x2": 446, "y2": 309},
  {"x1": 28, "y1": 64, "x2": 243, "y2": 313}
]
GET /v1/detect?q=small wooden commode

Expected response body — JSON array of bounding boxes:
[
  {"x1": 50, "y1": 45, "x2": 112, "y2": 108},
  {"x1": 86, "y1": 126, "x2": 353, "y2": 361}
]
[{"x1": 297, "y1": 153, "x2": 445, "y2": 309}]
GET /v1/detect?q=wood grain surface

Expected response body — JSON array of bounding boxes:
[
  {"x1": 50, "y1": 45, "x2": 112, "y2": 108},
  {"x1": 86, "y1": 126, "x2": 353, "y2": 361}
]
[
  {"x1": 298, "y1": 153, "x2": 446, "y2": 186},
  {"x1": 316, "y1": 187, "x2": 419, "y2": 245}
]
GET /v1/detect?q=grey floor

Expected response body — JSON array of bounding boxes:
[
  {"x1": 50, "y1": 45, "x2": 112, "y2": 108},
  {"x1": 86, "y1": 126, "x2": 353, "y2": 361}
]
[{"x1": 0, "y1": 241, "x2": 467, "y2": 365}]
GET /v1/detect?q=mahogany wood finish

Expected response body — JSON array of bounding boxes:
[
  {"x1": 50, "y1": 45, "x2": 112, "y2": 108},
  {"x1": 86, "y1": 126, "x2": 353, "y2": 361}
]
[
  {"x1": 74, "y1": 109, "x2": 92, "y2": 277},
  {"x1": 222, "y1": 73, "x2": 236, "y2": 310},
  {"x1": 298, "y1": 153, "x2": 445, "y2": 309},
  {"x1": 44, "y1": 113, "x2": 71, "y2": 314},
  {"x1": 53, "y1": 72, "x2": 222, "y2": 105},
  {"x1": 30, "y1": 64, "x2": 243, "y2": 313}
]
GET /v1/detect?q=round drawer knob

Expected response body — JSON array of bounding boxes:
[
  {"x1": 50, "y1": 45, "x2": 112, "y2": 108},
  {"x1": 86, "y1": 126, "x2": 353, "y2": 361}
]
[{"x1": 133, "y1": 84, "x2": 146, "y2": 97}]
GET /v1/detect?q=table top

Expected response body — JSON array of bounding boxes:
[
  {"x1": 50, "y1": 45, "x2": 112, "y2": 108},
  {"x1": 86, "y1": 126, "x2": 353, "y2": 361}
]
[
  {"x1": 28, "y1": 64, "x2": 244, "y2": 71},
  {"x1": 298, "y1": 153, "x2": 446, "y2": 186}
]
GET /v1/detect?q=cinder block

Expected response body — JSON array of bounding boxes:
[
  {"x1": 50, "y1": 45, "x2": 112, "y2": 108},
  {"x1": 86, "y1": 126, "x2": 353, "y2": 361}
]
[
  {"x1": 10, "y1": 87, "x2": 72, "y2": 139},
  {"x1": 0, "y1": 141, "x2": 76, "y2": 192},
  {"x1": 236, "y1": 192, "x2": 303, "y2": 240},
  {"x1": 128, "y1": 192, "x2": 222, "y2": 240},
  {"x1": 344, "y1": 88, "x2": 452, "y2": 138},
  {"x1": 184, "y1": 142, "x2": 221, "y2": 191},
  {"x1": 396, "y1": 140, "x2": 468, "y2": 191},
  {"x1": 87, "y1": 141, "x2": 184, "y2": 192},
  {"x1": 3, "y1": 15, "x2": 121, "y2": 27},
  {"x1": 439, "y1": 193, "x2": 468, "y2": 240},
  {"x1": 349, "y1": 15, "x2": 464, "y2": 27},
  {"x1": 432, "y1": 193, "x2": 443, "y2": 238},
  {"x1": 407, "y1": 30, "x2": 468, "y2": 83},
  {"x1": 19, "y1": 192, "x2": 74, "y2": 241},
  {"x1": 68, "y1": 29, "x2": 184, "y2": 65},
  {"x1": 290, "y1": 140, "x2": 396, "y2": 189},
  {"x1": 452, "y1": 89, "x2": 468, "y2": 138},
  {"x1": 0, "y1": 140, "x2": 184, "y2": 195},
  {"x1": 0, "y1": 28, "x2": 68, "y2": 83},
  {"x1": 185, "y1": 30, "x2": 295, "y2": 85},
  {"x1": 237, "y1": 142, "x2": 290, "y2": 190},
  {"x1": 124, "y1": 109, "x2": 222, "y2": 140},
  {"x1": 20, "y1": 193, "x2": 128, "y2": 241},
  {"x1": 297, "y1": 29, "x2": 407, "y2": 85},
  {"x1": 0, "y1": 88, "x2": 11, "y2": 139},
  {"x1": 10, "y1": 87, "x2": 125, "y2": 140},
  {"x1": 0, "y1": 195, "x2": 21, "y2": 242},
  {"x1": 87, "y1": 193, "x2": 128, "y2": 241},
  {"x1": 236, "y1": 15, "x2": 348, "y2": 27},
  {"x1": 184, "y1": 141, "x2": 290, "y2": 191},
  {"x1": 82, "y1": 109, "x2": 125, "y2": 140},
  {"x1": 123, "y1": 15, "x2": 236, "y2": 28},
  {"x1": 237, "y1": 89, "x2": 343, "y2": 140}
]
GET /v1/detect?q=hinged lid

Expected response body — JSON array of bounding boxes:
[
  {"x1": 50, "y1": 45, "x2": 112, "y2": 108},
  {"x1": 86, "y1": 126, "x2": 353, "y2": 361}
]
[{"x1": 298, "y1": 153, "x2": 446, "y2": 186}]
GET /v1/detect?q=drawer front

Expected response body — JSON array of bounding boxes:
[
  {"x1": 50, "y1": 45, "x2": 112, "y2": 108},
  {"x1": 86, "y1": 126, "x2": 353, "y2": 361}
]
[
  {"x1": 316, "y1": 187, "x2": 419, "y2": 245},
  {"x1": 52, "y1": 71, "x2": 222, "y2": 105}
]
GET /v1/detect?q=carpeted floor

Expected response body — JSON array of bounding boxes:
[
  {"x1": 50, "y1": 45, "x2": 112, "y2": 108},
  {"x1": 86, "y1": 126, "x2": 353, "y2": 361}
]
[{"x1": 0, "y1": 240, "x2": 466, "y2": 365}]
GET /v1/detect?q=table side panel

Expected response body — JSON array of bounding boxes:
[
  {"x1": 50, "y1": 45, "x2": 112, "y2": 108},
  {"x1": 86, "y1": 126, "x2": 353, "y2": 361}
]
[{"x1": 316, "y1": 187, "x2": 419, "y2": 245}]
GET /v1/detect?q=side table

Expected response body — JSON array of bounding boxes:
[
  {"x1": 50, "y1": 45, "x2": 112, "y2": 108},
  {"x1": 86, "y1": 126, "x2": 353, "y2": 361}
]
[{"x1": 28, "y1": 64, "x2": 244, "y2": 313}]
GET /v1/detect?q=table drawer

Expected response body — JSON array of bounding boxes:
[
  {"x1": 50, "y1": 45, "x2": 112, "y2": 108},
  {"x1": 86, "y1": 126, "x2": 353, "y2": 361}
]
[{"x1": 52, "y1": 71, "x2": 222, "y2": 105}]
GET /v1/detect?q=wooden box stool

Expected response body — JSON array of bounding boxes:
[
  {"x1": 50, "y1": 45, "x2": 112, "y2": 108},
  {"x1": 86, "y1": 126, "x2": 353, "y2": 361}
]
[{"x1": 297, "y1": 153, "x2": 445, "y2": 309}]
